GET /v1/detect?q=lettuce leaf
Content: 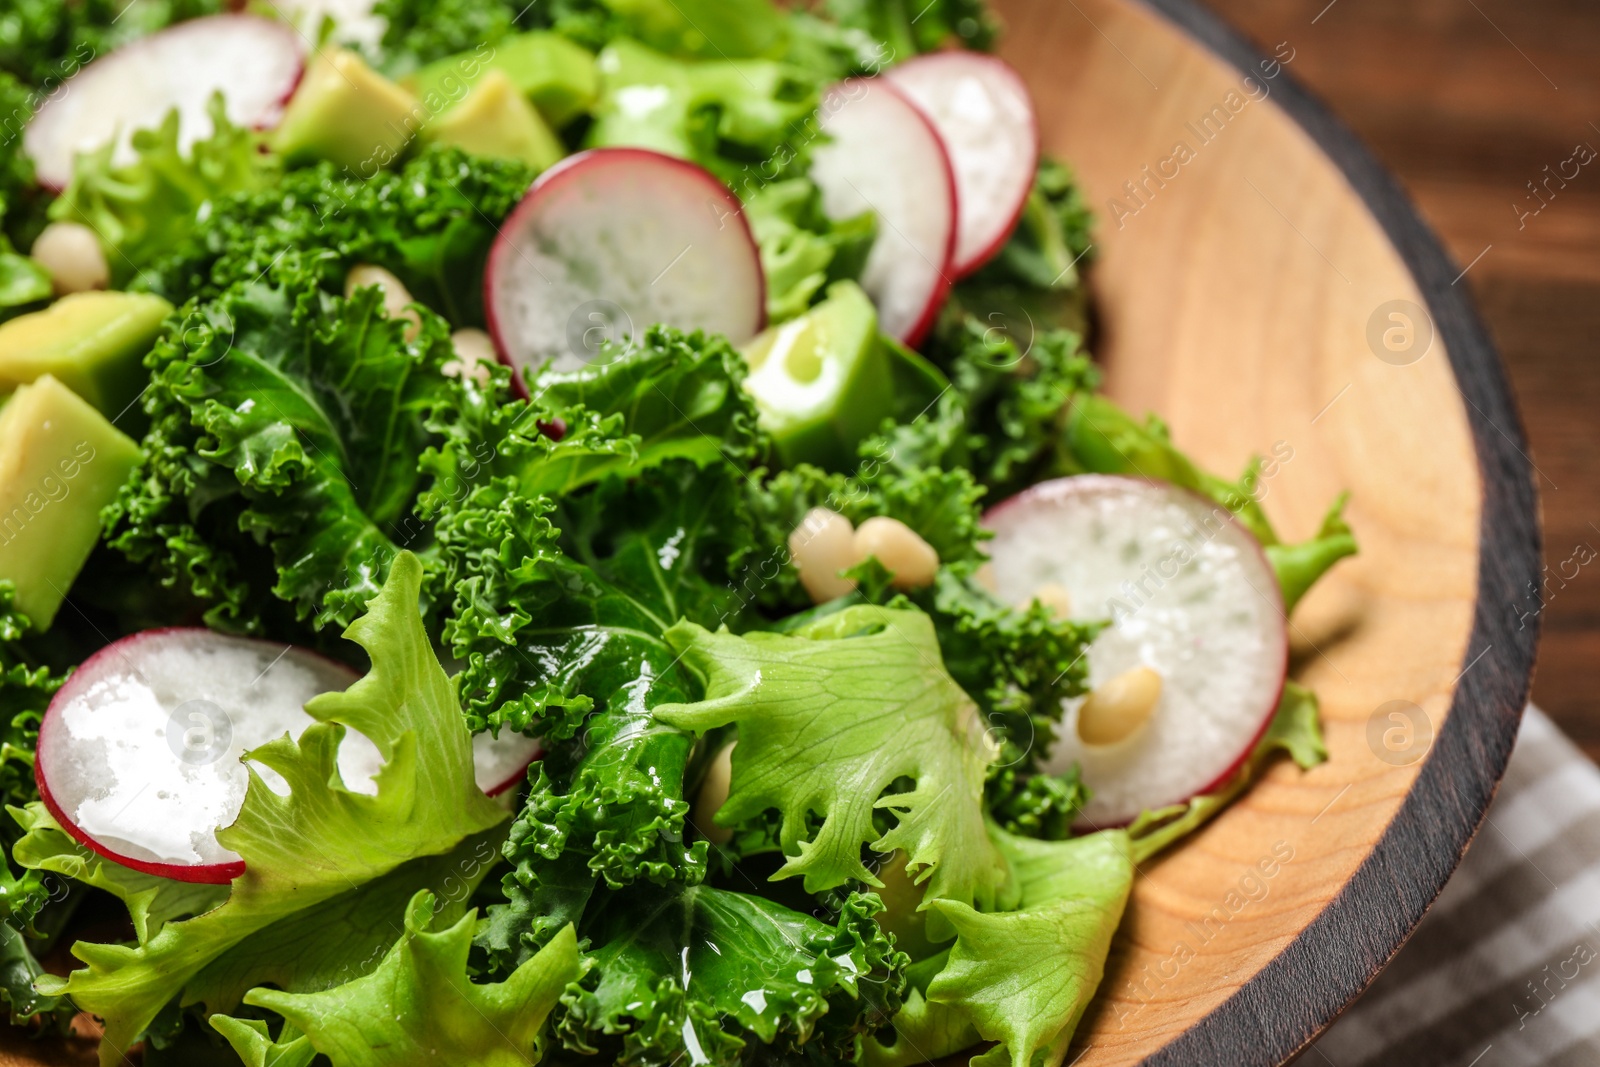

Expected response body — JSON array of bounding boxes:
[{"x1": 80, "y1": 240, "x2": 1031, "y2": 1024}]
[
  {"x1": 50, "y1": 96, "x2": 271, "y2": 286},
  {"x1": 656, "y1": 605, "x2": 1005, "y2": 911},
  {"x1": 586, "y1": 38, "x2": 819, "y2": 185},
  {"x1": 556, "y1": 886, "x2": 905, "y2": 1065},
  {"x1": 217, "y1": 891, "x2": 581, "y2": 1067},
  {"x1": 745, "y1": 178, "x2": 876, "y2": 323},
  {"x1": 869, "y1": 827, "x2": 1133, "y2": 1067},
  {"x1": 29, "y1": 554, "x2": 508, "y2": 1062}
]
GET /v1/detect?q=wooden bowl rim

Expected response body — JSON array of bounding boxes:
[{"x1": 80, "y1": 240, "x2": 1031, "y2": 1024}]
[{"x1": 1117, "y1": 1, "x2": 1543, "y2": 1062}]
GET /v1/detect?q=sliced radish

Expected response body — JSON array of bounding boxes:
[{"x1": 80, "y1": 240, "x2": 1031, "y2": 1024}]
[
  {"x1": 884, "y1": 54, "x2": 1039, "y2": 277},
  {"x1": 474, "y1": 729, "x2": 543, "y2": 797},
  {"x1": 485, "y1": 147, "x2": 765, "y2": 385},
  {"x1": 810, "y1": 78, "x2": 956, "y2": 347},
  {"x1": 36, "y1": 630, "x2": 540, "y2": 883},
  {"x1": 24, "y1": 15, "x2": 304, "y2": 190},
  {"x1": 983, "y1": 476, "x2": 1289, "y2": 828}
]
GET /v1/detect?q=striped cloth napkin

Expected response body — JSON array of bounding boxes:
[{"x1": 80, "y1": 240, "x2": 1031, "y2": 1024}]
[{"x1": 1308, "y1": 707, "x2": 1600, "y2": 1067}]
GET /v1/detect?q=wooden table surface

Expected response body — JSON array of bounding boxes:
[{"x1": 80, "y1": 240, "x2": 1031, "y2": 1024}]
[{"x1": 1198, "y1": 0, "x2": 1600, "y2": 759}]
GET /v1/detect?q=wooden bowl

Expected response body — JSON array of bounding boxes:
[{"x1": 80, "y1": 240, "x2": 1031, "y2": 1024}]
[
  {"x1": 0, "y1": 2, "x2": 1539, "y2": 1066},
  {"x1": 932, "y1": 0, "x2": 1538, "y2": 1062}
]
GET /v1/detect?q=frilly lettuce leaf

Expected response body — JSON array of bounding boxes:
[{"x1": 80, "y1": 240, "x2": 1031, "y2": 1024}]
[
  {"x1": 556, "y1": 886, "x2": 905, "y2": 1065},
  {"x1": 217, "y1": 891, "x2": 581, "y2": 1067},
  {"x1": 744, "y1": 177, "x2": 876, "y2": 323},
  {"x1": 30, "y1": 554, "x2": 507, "y2": 1063},
  {"x1": 586, "y1": 38, "x2": 818, "y2": 185},
  {"x1": 1266, "y1": 494, "x2": 1357, "y2": 614},
  {"x1": 9, "y1": 805, "x2": 226, "y2": 944},
  {"x1": 871, "y1": 827, "x2": 1133, "y2": 1067},
  {"x1": 50, "y1": 95, "x2": 271, "y2": 285},
  {"x1": 655, "y1": 605, "x2": 1005, "y2": 911}
]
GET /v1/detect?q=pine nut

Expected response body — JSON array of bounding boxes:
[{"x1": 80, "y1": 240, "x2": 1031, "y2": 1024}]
[
  {"x1": 1078, "y1": 666, "x2": 1162, "y2": 746},
  {"x1": 690, "y1": 741, "x2": 736, "y2": 846},
  {"x1": 31, "y1": 222, "x2": 109, "y2": 295},
  {"x1": 445, "y1": 328, "x2": 497, "y2": 385},
  {"x1": 345, "y1": 263, "x2": 423, "y2": 340},
  {"x1": 854, "y1": 516, "x2": 939, "y2": 590},
  {"x1": 1022, "y1": 582, "x2": 1072, "y2": 618},
  {"x1": 790, "y1": 507, "x2": 858, "y2": 604}
]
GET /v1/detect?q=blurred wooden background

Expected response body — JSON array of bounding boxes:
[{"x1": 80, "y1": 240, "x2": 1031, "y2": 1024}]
[{"x1": 1202, "y1": 0, "x2": 1600, "y2": 758}]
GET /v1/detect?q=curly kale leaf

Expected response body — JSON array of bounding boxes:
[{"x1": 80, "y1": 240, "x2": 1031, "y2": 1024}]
[
  {"x1": 141, "y1": 147, "x2": 535, "y2": 326},
  {"x1": 557, "y1": 886, "x2": 905, "y2": 1066},
  {"x1": 426, "y1": 326, "x2": 764, "y2": 738},
  {"x1": 823, "y1": 0, "x2": 998, "y2": 57},
  {"x1": 474, "y1": 460, "x2": 764, "y2": 971},
  {"x1": 105, "y1": 278, "x2": 463, "y2": 633}
]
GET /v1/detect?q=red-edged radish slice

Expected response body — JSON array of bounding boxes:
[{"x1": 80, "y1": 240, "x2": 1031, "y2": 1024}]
[
  {"x1": 24, "y1": 15, "x2": 304, "y2": 190},
  {"x1": 474, "y1": 730, "x2": 543, "y2": 797},
  {"x1": 485, "y1": 147, "x2": 765, "y2": 385},
  {"x1": 810, "y1": 78, "x2": 957, "y2": 347},
  {"x1": 983, "y1": 476, "x2": 1289, "y2": 828},
  {"x1": 36, "y1": 630, "x2": 541, "y2": 883},
  {"x1": 884, "y1": 54, "x2": 1039, "y2": 277}
]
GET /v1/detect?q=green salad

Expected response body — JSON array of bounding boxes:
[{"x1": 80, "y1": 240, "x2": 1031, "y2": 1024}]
[{"x1": 0, "y1": 0, "x2": 1358, "y2": 1064}]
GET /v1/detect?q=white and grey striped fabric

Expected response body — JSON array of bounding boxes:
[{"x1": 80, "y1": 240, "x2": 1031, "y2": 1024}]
[{"x1": 1309, "y1": 708, "x2": 1600, "y2": 1067}]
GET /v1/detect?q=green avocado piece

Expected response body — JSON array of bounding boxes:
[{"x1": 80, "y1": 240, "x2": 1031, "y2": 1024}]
[
  {"x1": 0, "y1": 291, "x2": 171, "y2": 418},
  {"x1": 740, "y1": 281, "x2": 894, "y2": 471},
  {"x1": 272, "y1": 50, "x2": 422, "y2": 174},
  {"x1": 405, "y1": 33, "x2": 598, "y2": 129},
  {"x1": 421, "y1": 70, "x2": 565, "y2": 172},
  {"x1": 0, "y1": 375, "x2": 142, "y2": 629}
]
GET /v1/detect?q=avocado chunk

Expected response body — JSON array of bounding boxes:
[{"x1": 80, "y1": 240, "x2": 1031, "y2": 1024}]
[
  {"x1": 422, "y1": 70, "x2": 565, "y2": 172},
  {"x1": 0, "y1": 291, "x2": 171, "y2": 418},
  {"x1": 0, "y1": 375, "x2": 141, "y2": 629},
  {"x1": 272, "y1": 50, "x2": 422, "y2": 174},
  {"x1": 740, "y1": 281, "x2": 894, "y2": 470},
  {"x1": 405, "y1": 33, "x2": 599, "y2": 129}
]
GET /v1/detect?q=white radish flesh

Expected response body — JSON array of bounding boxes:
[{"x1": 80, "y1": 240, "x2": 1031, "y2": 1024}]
[
  {"x1": 884, "y1": 53, "x2": 1039, "y2": 277},
  {"x1": 983, "y1": 476, "x2": 1288, "y2": 828},
  {"x1": 24, "y1": 15, "x2": 304, "y2": 191},
  {"x1": 810, "y1": 79, "x2": 957, "y2": 346},
  {"x1": 36, "y1": 630, "x2": 540, "y2": 882},
  {"x1": 485, "y1": 147, "x2": 765, "y2": 383}
]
